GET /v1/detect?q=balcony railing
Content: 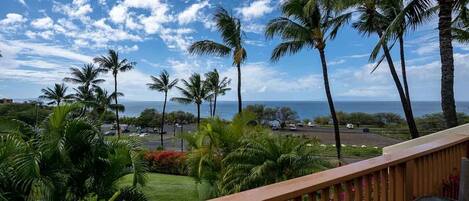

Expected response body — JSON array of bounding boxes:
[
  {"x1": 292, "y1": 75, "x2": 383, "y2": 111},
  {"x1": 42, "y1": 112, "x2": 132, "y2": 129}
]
[{"x1": 211, "y1": 124, "x2": 469, "y2": 201}]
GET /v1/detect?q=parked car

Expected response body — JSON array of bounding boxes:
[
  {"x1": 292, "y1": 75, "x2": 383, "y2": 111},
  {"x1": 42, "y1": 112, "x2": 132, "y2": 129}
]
[
  {"x1": 296, "y1": 122, "x2": 304, "y2": 127},
  {"x1": 346, "y1": 123, "x2": 354, "y2": 129},
  {"x1": 288, "y1": 124, "x2": 297, "y2": 131},
  {"x1": 307, "y1": 122, "x2": 316, "y2": 127},
  {"x1": 271, "y1": 125, "x2": 280, "y2": 130},
  {"x1": 104, "y1": 130, "x2": 115, "y2": 136},
  {"x1": 139, "y1": 133, "x2": 148, "y2": 137}
]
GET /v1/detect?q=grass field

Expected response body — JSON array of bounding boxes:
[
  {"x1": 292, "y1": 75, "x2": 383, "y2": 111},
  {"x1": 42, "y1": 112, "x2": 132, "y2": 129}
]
[{"x1": 119, "y1": 173, "x2": 199, "y2": 201}]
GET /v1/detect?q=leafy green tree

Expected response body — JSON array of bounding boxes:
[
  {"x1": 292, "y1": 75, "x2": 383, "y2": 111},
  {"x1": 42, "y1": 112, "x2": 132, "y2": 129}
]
[
  {"x1": 189, "y1": 7, "x2": 246, "y2": 114},
  {"x1": 94, "y1": 49, "x2": 135, "y2": 137},
  {"x1": 265, "y1": 0, "x2": 351, "y2": 161},
  {"x1": 92, "y1": 86, "x2": 123, "y2": 122},
  {"x1": 39, "y1": 83, "x2": 74, "y2": 106},
  {"x1": 347, "y1": 0, "x2": 419, "y2": 138},
  {"x1": 147, "y1": 70, "x2": 178, "y2": 147},
  {"x1": 275, "y1": 107, "x2": 298, "y2": 129},
  {"x1": 205, "y1": 69, "x2": 231, "y2": 117},
  {"x1": 171, "y1": 73, "x2": 209, "y2": 126},
  {"x1": 221, "y1": 136, "x2": 329, "y2": 195},
  {"x1": 0, "y1": 105, "x2": 147, "y2": 201},
  {"x1": 136, "y1": 108, "x2": 161, "y2": 128}
]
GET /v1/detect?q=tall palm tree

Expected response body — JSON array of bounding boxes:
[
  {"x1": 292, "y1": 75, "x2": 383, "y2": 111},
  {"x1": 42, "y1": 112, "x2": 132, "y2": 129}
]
[
  {"x1": 39, "y1": 83, "x2": 74, "y2": 106},
  {"x1": 452, "y1": 0, "x2": 469, "y2": 43},
  {"x1": 189, "y1": 7, "x2": 246, "y2": 114},
  {"x1": 347, "y1": 0, "x2": 420, "y2": 138},
  {"x1": 94, "y1": 49, "x2": 135, "y2": 137},
  {"x1": 171, "y1": 73, "x2": 209, "y2": 126},
  {"x1": 147, "y1": 70, "x2": 178, "y2": 148},
  {"x1": 375, "y1": 0, "x2": 465, "y2": 128},
  {"x1": 265, "y1": 0, "x2": 351, "y2": 161},
  {"x1": 205, "y1": 69, "x2": 231, "y2": 117}
]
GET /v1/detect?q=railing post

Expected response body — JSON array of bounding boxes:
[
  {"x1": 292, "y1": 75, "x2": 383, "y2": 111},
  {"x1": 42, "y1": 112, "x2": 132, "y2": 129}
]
[{"x1": 405, "y1": 160, "x2": 416, "y2": 201}]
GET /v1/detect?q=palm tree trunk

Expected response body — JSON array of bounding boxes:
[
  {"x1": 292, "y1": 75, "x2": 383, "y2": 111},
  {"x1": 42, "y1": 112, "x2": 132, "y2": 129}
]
[
  {"x1": 398, "y1": 35, "x2": 417, "y2": 126},
  {"x1": 209, "y1": 97, "x2": 213, "y2": 117},
  {"x1": 114, "y1": 75, "x2": 121, "y2": 138},
  {"x1": 57, "y1": 100, "x2": 60, "y2": 106},
  {"x1": 236, "y1": 63, "x2": 242, "y2": 114},
  {"x1": 318, "y1": 48, "x2": 341, "y2": 162},
  {"x1": 196, "y1": 103, "x2": 201, "y2": 127},
  {"x1": 438, "y1": 0, "x2": 458, "y2": 128},
  {"x1": 378, "y1": 32, "x2": 419, "y2": 139},
  {"x1": 213, "y1": 93, "x2": 218, "y2": 117},
  {"x1": 399, "y1": 36, "x2": 411, "y2": 104},
  {"x1": 161, "y1": 92, "x2": 167, "y2": 148}
]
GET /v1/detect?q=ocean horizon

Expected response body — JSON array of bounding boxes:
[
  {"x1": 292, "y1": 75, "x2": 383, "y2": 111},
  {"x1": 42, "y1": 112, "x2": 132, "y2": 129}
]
[{"x1": 120, "y1": 101, "x2": 469, "y2": 120}]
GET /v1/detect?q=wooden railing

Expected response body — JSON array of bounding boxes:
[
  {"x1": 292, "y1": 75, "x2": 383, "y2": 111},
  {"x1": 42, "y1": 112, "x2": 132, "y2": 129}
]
[{"x1": 211, "y1": 126, "x2": 469, "y2": 201}]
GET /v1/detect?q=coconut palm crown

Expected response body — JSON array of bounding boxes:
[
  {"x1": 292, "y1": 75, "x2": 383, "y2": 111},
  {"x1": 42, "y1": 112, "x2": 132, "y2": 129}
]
[
  {"x1": 39, "y1": 83, "x2": 74, "y2": 106},
  {"x1": 188, "y1": 7, "x2": 246, "y2": 114},
  {"x1": 93, "y1": 49, "x2": 135, "y2": 137},
  {"x1": 171, "y1": 73, "x2": 209, "y2": 126},
  {"x1": 265, "y1": 0, "x2": 351, "y2": 162},
  {"x1": 147, "y1": 70, "x2": 178, "y2": 147}
]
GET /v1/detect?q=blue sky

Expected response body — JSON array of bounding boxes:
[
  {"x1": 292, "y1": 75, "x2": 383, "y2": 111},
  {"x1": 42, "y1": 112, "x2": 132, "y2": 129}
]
[{"x1": 0, "y1": 0, "x2": 468, "y2": 101}]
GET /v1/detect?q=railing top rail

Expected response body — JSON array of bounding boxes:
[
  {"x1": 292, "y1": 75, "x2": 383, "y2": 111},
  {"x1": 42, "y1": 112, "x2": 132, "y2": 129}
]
[{"x1": 211, "y1": 133, "x2": 469, "y2": 201}]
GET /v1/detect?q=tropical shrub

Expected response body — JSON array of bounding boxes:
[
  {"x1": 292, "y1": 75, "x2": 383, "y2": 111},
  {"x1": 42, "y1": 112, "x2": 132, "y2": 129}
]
[
  {"x1": 144, "y1": 150, "x2": 187, "y2": 175},
  {"x1": 416, "y1": 112, "x2": 469, "y2": 134},
  {"x1": 220, "y1": 136, "x2": 331, "y2": 195},
  {"x1": 0, "y1": 104, "x2": 147, "y2": 201}
]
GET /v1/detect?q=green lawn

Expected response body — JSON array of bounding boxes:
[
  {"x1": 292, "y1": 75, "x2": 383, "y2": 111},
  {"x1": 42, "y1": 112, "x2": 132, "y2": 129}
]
[{"x1": 118, "y1": 173, "x2": 199, "y2": 201}]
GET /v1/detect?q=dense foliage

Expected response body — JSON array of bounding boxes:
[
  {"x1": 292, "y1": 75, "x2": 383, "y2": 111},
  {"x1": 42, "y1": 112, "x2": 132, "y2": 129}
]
[
  {"x1": 314, "y1": 111, "x2": 405, "y2": 126},
  {"x1": 244, "y1": 104, "x2": 298, "y2": 127},
  {"x1": 182, "y1": 112, "x2": 330, "y2": 199},
  {"x1": 0, "y1": 102, "x2": 52, "y2": 126},
  {"x1": 0, "y1": 105, "x2": 147, "y2": 201}
]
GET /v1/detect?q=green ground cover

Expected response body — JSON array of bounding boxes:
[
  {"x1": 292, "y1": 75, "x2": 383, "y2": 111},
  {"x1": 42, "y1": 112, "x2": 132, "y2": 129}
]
[{"x1": 118, "y1": 173, "x2": 199, "y2": 201}]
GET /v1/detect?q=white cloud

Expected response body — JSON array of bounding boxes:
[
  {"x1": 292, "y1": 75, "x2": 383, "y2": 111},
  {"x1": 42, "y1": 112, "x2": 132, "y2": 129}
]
[
  {"x1": 235, "y1": 0, "x2": 274, "y2": 20},
  {"x1": 177, "y1": 1, "x2": 210, "y2": 25},
  {"x1": 329, "y1": 59, "x2": 346, "y2": 65},
  {"x1": 243, "y1": 23, "x2": 265, "y2": 34},
  {"x1": 31, "y1": 17, "x2": 54, "y2": 29},
  {"x1": 159, "y1": 28, "x2": 195, "y2": 51},
  {"x1": 109, "y1": 4, "x2": 128, "y2": 23},
  {"x1": 0, "y1": 13, "x2": 27, "y2": 26},
  {"x1": 53, "y1": 0, "x2": 93, "y2": 19}
]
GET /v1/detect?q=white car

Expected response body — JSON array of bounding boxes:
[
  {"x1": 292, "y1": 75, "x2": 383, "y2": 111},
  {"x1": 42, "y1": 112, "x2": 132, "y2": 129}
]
[
  {"x1": 139, "y1": 133, "x2": 148, "y2": 137},
  {"x1": 346, "y1": 123, "x2": 354, "y2": 129},
  {"x1": 288, "y1": 124, "x2": 297, "y2": 131},
  {"x1": 307, "y1": 122, "x2": 316, "y2": 127}
]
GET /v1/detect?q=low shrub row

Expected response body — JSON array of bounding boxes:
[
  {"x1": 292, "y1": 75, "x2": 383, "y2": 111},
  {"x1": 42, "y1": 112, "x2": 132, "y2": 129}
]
[{"x1": 144, "y1": 150, "x2": 188, "y2": 175}]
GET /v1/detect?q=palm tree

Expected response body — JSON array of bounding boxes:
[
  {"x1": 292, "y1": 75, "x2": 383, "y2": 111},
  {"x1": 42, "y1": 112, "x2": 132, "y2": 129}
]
[
  {"x1": 221, "y1": 136, "x2": 329, "y2": 195},
  {"x1": 94, "y1": 49, "x2": 135, "y2": 137},
  {"x1": 375, "y1": 0, "x2": 466, "y2": 128},
  {"x1": 64, "y1": 63, "x2": 104, "y2": 90},
  {"x1": 39, "y1": 83, "x2": 74, "y2": 106},
  {"x1": 452, "y1": 0, "x2": 469, "y2": 43},
  {"x1": 147, "y1": 70, "x2": 178, "y2": 148},
  {"x1": 171, "y1": 73, "x2": 209, "y2": 126},
  {"x1": 348, "y1": 0, "x2": 420, "y2": 138},
  {"x1": 188, "y1": 7, "x2": 246, "y2": 114},
  {"x1": 0, "y1": 105, "x2": 146, "y2": 201},
  {"x1": 265, "y1": 0, "x2": 351, "y2": 161},
  {"x1": 93, "y1": 86, "x2": 124, "y2": 121},
  {"x1": 205, "y1": 69, "x2": 231, "y2": 117}
]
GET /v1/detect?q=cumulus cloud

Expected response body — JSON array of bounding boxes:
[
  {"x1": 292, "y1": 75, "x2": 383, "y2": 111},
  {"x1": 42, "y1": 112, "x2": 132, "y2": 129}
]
[
  {"x1": 53, "y1": 0, "x2": 93, "y2": 19},
  {"x1": 31, "y1": 17, "x2": 54, "y2": 29},
  {"x1": 177, "y1": 1, "x2": 210, "y2": 25},
  {"x1": 0, "y1": 13, "x2": 27, "y2": 26},
  {"x1": 235, "y1": 0, "x2": 274, "y2": 20}
]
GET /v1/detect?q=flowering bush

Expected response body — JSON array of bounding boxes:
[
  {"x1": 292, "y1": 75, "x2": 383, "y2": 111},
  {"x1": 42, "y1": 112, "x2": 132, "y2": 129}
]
[{"x1": 144, "y1": 150, "x2": 187, "y2": 175}]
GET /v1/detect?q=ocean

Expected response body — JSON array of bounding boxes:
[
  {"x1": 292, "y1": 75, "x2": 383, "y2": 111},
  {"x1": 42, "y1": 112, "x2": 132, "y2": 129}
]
[{"x1": 121, "y1": 101, "x2": 469, "y2": 120}]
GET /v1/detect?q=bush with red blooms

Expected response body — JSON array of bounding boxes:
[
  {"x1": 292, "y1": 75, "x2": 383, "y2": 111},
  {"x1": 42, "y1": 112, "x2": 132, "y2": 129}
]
[{"x1": 144, "y1": 150, "x2": 188, "y2": 175}]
